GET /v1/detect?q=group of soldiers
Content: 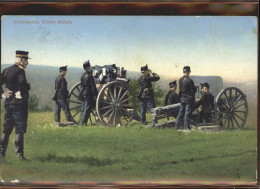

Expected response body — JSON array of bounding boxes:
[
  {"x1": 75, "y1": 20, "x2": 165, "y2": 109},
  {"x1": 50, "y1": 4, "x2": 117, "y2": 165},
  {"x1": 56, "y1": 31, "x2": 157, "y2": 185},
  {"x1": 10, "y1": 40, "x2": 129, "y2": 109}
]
[
  {"x1": 52, "y1": 60, "x2": 98, "y2": 126},
  {"x1": 138, "y1": 65, "x2": 214, "y2": 130},
  {"x1": 0, "y1": 50, "x2": 214, "y2": 160}
]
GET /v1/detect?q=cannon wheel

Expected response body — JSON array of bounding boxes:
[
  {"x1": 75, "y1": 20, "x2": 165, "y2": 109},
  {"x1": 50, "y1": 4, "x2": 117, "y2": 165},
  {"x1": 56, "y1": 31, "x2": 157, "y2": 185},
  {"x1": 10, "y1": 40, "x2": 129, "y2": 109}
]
[
  {"x1": 96, "y1": 81, "x2": 136, "y2": 126},
  {"x1": 68, "y1": 82, "x2": 97, "y2": 125},
  {"x1": 214, "y1": 87, "x2": 248, "y2": 129}
]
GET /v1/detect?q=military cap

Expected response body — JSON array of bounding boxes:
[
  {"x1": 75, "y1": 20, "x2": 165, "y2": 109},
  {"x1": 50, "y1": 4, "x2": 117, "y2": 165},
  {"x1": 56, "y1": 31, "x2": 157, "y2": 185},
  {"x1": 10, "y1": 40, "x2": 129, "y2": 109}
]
[
  {"x1": 83, "y1": 60, "x2": 91, "y2": 70},
  {"x1": 16, "y1": 50, "x2": 31, "y2": 59},
  {"x1": 183, "y1": 66, "x2": 191, "y2": 73},
  {"x1": 169, "y1": 80, "x2": 177, "y2": 88},
  {"x1": 59, "y1": 65, "x2": 68, "y2": 72},
  {"x1": 202, "y1": 82, "x2": 210, "y2": 89},
  {"x1": 141, "y1": 65, "x2": 148, "y2": 73}
]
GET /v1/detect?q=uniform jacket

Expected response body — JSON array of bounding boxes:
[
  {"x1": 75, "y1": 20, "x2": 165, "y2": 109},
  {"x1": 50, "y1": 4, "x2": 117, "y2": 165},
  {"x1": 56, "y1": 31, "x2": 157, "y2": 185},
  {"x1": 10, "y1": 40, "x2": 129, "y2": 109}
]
[
  {"x1": 198, "y1": 92, "x2": 214, "y2": 113},
  {"x1": 55, "y1": 75, "x2": 69, "y2": 99},
  {"x1": 178, "y1": 75, "x2": 197, "y2": 102},
  {"x1": 80, "y1": 71, "x2": 98, "y2": 98},
  {"x1": 1, "y1": 64, "x2": 30, "y2": 104},
  {"x1": 164, "y1": 90, "x2": 179, "y2": 106},
  {"x1": 138, "y1": 73, "x2": 160, "y2": 99}
]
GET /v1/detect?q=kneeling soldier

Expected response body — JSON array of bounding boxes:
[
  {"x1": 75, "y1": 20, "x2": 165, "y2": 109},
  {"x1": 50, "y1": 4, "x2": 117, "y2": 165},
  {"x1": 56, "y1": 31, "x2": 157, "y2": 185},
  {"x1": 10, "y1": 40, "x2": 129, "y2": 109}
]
[
  {"x1": 53, "y1": 65, "x2": 73, "y2": 124},
  {"x1": 0, "y1": 50, "x2": 31, "y2": 160},
  {"x1": 164, "y1": 80, "x2": 179, "y2": 118},
  {"x1": 198, "y1": 82, "x2": 214, "y2": 123},
  {"x1": 164, "y1": 80, "x2": 179, "y2": 106},
  {"x1": 138, "y1": 65, "x2": 160, "y2": 124},
  {"x1": 79, "y1": 60, "x2": 98, "y2": 126}
]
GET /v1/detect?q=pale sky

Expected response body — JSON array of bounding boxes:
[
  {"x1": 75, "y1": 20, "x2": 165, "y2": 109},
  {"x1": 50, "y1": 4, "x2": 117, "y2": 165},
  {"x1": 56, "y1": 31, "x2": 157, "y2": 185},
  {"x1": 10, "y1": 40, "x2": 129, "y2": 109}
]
[{"x1": 1, "y1": 16, "x2": 258, "y2": 82}]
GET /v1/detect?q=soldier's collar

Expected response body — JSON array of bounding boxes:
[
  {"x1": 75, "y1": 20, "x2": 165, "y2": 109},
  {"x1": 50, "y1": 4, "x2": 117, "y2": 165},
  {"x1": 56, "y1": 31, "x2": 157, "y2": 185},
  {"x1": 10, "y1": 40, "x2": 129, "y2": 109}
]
[{"x1": 18, "y1": 65, "x2": 24, "y2": 70}]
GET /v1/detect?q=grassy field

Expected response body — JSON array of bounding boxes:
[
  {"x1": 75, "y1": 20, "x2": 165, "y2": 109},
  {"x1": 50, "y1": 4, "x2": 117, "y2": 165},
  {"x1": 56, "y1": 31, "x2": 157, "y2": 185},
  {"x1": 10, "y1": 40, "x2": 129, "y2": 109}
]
[{"x1": 0, "y1": 111, "x2": 258, "y2": 185}]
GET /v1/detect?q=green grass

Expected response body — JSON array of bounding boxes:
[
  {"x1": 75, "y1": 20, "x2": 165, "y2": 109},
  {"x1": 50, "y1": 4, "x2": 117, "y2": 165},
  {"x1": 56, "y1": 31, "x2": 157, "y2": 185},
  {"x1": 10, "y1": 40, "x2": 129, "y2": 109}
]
[{"x1": 0, "y1": 112, "x2": 258, "y2": 184}]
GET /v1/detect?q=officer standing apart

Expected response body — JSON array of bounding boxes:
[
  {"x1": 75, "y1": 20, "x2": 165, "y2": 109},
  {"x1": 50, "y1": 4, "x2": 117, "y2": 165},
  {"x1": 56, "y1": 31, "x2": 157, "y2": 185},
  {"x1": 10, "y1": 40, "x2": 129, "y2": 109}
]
[
  {"x1": 0, "y1": 50, "x2": 31, "y2": 160},
  {"x1": 79, "y1": 60, "x2": 98, "y2": 126},
  {"x1": 164, "y1": 80, "x2": 180, "y2": 118},
  {"x1": 138, "y1": 65, "x2": 160, "y2": 124},
  {"x1": 175, "y1": 66, "x2": 197, "y2": 131},
  {"x1": 53, "y1": 65, "x2": 73, "y2": 124}
]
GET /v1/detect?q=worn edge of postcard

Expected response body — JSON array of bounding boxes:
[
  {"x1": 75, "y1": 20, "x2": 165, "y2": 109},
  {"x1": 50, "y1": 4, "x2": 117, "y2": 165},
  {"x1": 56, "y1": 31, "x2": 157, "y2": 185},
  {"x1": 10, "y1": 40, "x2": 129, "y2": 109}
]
[{"x1": 0, "y1": 1, "x2": 259, "y2": 188}]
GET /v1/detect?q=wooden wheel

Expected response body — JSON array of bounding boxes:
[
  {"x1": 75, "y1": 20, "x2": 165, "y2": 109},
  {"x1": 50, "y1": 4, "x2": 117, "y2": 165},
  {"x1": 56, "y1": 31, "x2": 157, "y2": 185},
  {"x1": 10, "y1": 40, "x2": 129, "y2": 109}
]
[
  {"x1": 68, "y1": 82, "x2": 97, "y2": 125},
  {"x1": 96, "y1": 81, "x2": 136, "y2": 126},
  {"x1": 215, "y1": 87, "x2": 248, "y2": 129}
]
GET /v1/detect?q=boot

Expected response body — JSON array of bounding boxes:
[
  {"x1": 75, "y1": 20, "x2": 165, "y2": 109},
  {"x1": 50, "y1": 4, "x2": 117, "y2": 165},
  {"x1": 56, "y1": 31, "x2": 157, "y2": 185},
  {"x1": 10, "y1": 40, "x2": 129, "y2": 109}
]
[
  {"x1": 0, "y1": 133, "x2": 10, "y2": 157},
  {"x1": 15, "y1": 134, "x2": 27, "y2": 160}
]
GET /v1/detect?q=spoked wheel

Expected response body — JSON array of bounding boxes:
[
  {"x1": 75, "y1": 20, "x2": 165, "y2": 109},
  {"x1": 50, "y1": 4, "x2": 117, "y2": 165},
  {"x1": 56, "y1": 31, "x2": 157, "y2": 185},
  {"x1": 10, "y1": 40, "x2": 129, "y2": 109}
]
[
  {"x1": 215, "y1": 87, "x2": 248, "y2": 129},
  {"x1": 96, "y1": 81, "x2": 136, "y2": 126},
  {"x1": 68, "y1": 82, "x2": 97, "y2": 125}
]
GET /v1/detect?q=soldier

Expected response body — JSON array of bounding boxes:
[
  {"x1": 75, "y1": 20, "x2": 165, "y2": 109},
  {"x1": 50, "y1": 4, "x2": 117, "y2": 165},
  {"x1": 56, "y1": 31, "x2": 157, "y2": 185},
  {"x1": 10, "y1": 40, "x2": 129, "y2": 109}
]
[
  {"x1": 78, "y1": 60, "x2": 98, "y2": 126},
  {"x1": 0, "y1": 50, "x2": 31, "y2": 160},
  {"x1": 53, "y1": 65, "x2": 73, "y2": 124},
  {"x1": 138, "y1": 65, "x2": 160, "y2": 124},
  {"x1": 164, "y1": 80, "x2": 179, "y2": 106},
  {"x1": 164, "y1": 80, "x2": 179, "y2": 118},
  {"x1": 175, "y1": 66, "x2": 197, "y2": 131},
  {"x1": 198, "y1": 82, "x2": 214, "y2": 123}
]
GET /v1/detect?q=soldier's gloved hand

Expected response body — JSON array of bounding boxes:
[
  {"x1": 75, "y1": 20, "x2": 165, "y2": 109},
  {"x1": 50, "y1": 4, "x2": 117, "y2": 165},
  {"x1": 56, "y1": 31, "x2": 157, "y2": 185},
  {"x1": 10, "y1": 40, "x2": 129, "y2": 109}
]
[
  {"x1": 2, "y1": 88, "x2": 13, "y2": 99},
  {"x1": 15, "y1": 91, "x2": 22, "y2": 99}
]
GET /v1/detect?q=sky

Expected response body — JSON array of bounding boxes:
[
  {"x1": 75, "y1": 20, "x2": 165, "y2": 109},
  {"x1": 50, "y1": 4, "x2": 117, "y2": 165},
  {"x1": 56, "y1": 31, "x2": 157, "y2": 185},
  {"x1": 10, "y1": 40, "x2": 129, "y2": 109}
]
[{"x1": 1, "y1": 16, "x2": 258, "y2": 82}]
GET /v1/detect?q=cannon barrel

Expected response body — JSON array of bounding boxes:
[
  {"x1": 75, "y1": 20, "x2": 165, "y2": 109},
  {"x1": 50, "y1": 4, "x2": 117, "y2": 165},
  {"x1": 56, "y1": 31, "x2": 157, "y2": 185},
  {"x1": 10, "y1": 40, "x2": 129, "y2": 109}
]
[{"x1": 152, "y1": 99, "x2": 200, "y2": 125}]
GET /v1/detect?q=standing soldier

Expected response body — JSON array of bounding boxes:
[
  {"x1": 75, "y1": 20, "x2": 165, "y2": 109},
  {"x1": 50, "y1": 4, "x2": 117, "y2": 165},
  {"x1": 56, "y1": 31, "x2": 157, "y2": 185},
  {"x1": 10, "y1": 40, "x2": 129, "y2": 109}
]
[
  {"x1": 175, "y1": 66, "x2": 197, "y2": 131},
  {"x1": 0, "y1": 50, "x2": 31, "y2": 160},
  {"x1": 138, "y1": 65, "x2": 160, "y2": 124},
  {"x1": 78, "y1": 60, "x2": 98, "y2": 126},
  {"x1": 53, "y1": 65, "x2": 73, "y2": 125},
  {"x1": 164, "y1": 80, "x2": 179, "y2": 118}
]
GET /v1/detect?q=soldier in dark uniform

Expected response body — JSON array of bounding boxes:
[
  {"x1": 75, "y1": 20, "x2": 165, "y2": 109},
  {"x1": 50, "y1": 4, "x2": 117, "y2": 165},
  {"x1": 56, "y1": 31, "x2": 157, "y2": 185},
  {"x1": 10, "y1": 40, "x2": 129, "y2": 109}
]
[
  {"x1": 164, "y1": 80, "x2": 179, "y2": 106},
  {"x1": 198, "y1": 82, "x2": 214, "y2": 123},
  {"x1": 175, "y1": 66, "x2": 197, "y2": 131},
  {"x1": 53, "y1": 65, "x2": 73, "y2": 124},
  {"x1": 79, "y1": 60, "x2": 98, "y2": 126},
  {"x1": 164, "y1": 80, "x2": 179, "y2": 118},
  {"x1": 0, "y1": 50, "x2": 31, "y2": 160},
  {"x1": 138, "y1": 65, "x2": 160, "y2": 124}
]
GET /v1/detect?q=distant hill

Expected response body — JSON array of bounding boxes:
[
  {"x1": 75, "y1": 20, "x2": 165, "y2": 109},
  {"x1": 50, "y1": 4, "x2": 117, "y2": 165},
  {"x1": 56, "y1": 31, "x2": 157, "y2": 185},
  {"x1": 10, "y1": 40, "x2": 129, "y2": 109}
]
[
  {"x1": 1, "y1": 64, "x2": 257, "y2": 113},
  {"x1": 1, "y1": 64, "x2": 141, "y2": 110}
]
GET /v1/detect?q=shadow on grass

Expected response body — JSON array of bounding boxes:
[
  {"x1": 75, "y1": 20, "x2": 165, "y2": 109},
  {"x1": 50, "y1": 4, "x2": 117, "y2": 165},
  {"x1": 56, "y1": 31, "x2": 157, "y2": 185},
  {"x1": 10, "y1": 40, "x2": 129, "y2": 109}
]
[
  {"x1": 37, "y1": 154, "x2": 121, "y2": 166},
  {"x1": 169, "y1": 150, "x2": 256, "y2": 165}
]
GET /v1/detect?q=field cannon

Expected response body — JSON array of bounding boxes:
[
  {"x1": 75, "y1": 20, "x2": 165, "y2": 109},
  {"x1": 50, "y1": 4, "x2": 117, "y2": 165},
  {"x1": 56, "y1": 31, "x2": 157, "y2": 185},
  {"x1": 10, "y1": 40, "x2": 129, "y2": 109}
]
[
  {"x1": 68, "y1": 64, "x2": 141, "y2": 126},
  {"x1": 151, "y1": 86, "x2": 248, "y2": 129}
]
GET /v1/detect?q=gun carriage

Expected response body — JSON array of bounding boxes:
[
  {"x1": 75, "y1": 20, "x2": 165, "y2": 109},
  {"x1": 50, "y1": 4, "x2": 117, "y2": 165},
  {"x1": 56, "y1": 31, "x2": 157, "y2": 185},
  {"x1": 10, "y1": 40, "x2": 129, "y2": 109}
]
[
  {"x1": 151, "y1": 86, "x2": 248, "y2": 129},
  {"x1": 68, "y1": 64, "x2": 139, "y2": 126}
]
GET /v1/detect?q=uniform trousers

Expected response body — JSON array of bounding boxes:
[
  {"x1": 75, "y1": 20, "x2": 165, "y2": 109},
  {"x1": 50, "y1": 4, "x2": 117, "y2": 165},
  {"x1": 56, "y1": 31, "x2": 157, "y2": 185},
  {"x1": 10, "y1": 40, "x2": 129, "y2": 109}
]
[
  {"x1": 175, "y1": 100, "x2": 194, "y2": 130},
  {"x1": 0, "y1": 103, "x2": 28, "y2": 157},
  {"x1": 55, "y1": 99, "x2": 72, "y2": 122},
  {"x1": 140, "y1": 97, "x2": 155, "y2": 123},
  {"x1": 79, "y1": 96, "x2": 92, "y2": 125}
]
